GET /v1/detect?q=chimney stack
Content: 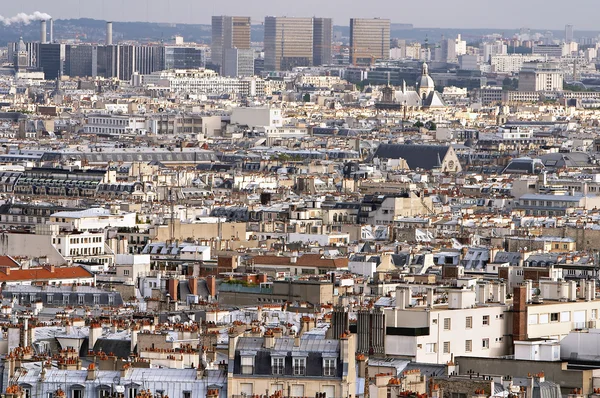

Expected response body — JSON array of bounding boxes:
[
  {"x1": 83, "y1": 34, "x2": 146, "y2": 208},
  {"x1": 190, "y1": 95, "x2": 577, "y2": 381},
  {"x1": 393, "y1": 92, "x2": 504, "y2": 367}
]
[
  {"x1": 49, "y1": 18, "x2": 54, "y2": 43},
  {"x1": 106, "y1": 22, "x2": 113, "y2": 45},
  {"x1": 40, "y1": 20, "x2": 47, "y2": 44}
]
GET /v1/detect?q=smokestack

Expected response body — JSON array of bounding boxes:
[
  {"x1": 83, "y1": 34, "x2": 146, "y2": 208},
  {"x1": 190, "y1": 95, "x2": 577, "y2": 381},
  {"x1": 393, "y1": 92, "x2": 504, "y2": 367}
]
[
  {"x1": 49, "y1": 18, "x2": 53, "y2": 43},
  {"x1": 106, "y1": 21, "x2": 113, "y2": 45},
  {"x1": 40, "y1": 20, "x2": 47, "y2": 44}
]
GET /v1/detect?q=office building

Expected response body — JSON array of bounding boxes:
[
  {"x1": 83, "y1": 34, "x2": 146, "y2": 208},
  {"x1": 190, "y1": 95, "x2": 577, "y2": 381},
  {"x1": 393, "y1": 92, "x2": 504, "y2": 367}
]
[
  {"x1": 223, "y1": 48, "x2": 254, "y2": 77},
  {"x1": 211, "y1": 16, "x2": 251, "y2": 68},
  {"x1": 565, "y1": 24, "x2": 574, "y2": 43},
  {"x1": 313, "y1": 17, "x2": 333, "y2": 66},
  {"x1": 264, "y1": 16, "x2": 323, "y2": 71},
  {"x1": 349, "y1": 18, "x2": 390, "y2": 66},
  {"x1": 64, "y1": 44, "x2": 96, "y2": 78},
  {"x1": 518, "y1": 62, "x2": 563, "y2": 92},
  {"x1": 38, "y1": 43, "x2": 63, "y2": 80},
  {"x1": 164, "y1": 46, "x2": 206, "y2": 69}
]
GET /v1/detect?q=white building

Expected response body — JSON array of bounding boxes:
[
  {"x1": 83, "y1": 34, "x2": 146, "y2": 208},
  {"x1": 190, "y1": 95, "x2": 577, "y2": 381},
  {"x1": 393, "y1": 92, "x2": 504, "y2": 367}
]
[
  {"x1": 50, "y1": 208, "x2": 137, "y2": 232},
  {"x1": 230, "y1": 106, "x2": 283, "y2": 128},
  {"x1": 143, "y1": 68, "x2": 265, "y2": 97},
  {"x1": 83, "y1": 113, "x2": 148, "y2": 136},
  {"x1": 490, "y1": 54, "x2": 546, "y2": 73},
  {"x1": 518, "y1": 62, "x2": 564, "y2": 92}
]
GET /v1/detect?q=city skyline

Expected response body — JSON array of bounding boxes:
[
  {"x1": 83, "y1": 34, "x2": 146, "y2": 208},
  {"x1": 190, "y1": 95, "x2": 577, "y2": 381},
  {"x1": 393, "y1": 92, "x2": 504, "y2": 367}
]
[{"x1": 0, "y1": 0, "x2": 592, "y2": 30}]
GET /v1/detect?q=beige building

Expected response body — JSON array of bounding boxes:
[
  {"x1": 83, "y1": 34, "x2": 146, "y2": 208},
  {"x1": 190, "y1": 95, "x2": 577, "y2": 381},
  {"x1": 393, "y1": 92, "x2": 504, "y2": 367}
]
[
  {"x1": 264, "y1": 17, "x2": 314, "y2": 71},
  {"x1": 227, "y1": 330, "x2": 356, "y2": 398},
  {"x1": 211, "y1": 16, "x2": 251, "y2": 67},
  {"x1": 350, "y1": 18, "x2": 391, "y2": 66}
]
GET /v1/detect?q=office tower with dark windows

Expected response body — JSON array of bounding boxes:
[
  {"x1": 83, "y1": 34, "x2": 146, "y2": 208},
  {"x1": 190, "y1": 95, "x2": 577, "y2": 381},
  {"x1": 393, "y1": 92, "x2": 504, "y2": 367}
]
[
  {"x1": 313, "y1": 18, "x2": 333, "y2": 66},
  {"x1": 38, "y1": 43, "x2": 63, "y2": 80},
  {"x1": 165, "y1": 46, "x2": 206, "y2": 69},
  {"x1": 64, "y1": 44, "x2": 96, "y2": 78},
  {"x1": 211, "y1": 16, "x2": 251, "y2": 69},
  {"x1": 349, "y1": 18, "x2": 390, "y2": 66}
]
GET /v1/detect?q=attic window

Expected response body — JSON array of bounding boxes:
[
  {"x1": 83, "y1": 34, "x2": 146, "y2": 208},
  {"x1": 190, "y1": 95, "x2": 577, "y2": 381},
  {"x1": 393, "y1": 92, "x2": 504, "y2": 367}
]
[{"x1": 241, "y1": 356, "x2": 254, "y2": 375}]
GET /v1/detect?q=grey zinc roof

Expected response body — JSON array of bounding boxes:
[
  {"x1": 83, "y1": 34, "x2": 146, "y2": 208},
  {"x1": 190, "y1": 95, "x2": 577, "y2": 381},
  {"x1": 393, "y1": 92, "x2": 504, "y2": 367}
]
[
  {"x1": 236, "y1": 336, "x2": 339, "y2": 354},
  {"x1": 373, "y1": 144, "x2": 450, "y2": 171}
]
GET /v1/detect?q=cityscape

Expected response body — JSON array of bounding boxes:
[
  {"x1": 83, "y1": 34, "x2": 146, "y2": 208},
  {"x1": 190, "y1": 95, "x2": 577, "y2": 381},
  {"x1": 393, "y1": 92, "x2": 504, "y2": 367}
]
[{"x1": 0, "y1": 5, "x2": 599, "y2": 398}]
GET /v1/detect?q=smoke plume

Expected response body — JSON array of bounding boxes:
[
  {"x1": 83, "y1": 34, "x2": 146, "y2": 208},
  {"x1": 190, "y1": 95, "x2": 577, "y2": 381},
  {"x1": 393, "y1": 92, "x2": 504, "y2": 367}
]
[{"x1": 0, "y1": 12, "x2": 52, "y2": 26}]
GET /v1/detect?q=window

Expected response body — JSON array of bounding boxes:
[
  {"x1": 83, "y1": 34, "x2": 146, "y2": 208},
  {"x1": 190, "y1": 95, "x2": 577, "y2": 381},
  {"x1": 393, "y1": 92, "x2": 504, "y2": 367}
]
[
  {"x1": 560, "y1": 312, "x2": 570, "y2": 322},
  {"x1": 482, "y1": 339, "x2": 490, "y2": 349},
  {"x1": 465, "y1": 316, "x2": 473, "y2": 329},
  {"x1": 293, "y1": 358, "x2": 306, "y2": 376},
  {"x1": 63, "y1": 294, "x2": 69, "y2": 304},
  {"x1": 241, "y1": 356, "x2": 254, "y2": 374},
  {"x1": 183, "y1": 392, "x2": 191, "y2": 398},
  {"x1": 78, "y1": 295, "x2": 84, "y2": 304},
  {"x1": 482, "y1": 315, "x2": 489, "y2": 325},
  {"x1": 550, "y1": 313, "x2": 559, "y2": 322},
  {"x1": 539, "y1": 314, "x2": 549, "y2": 324},
  {"x1": 465, "y1": 340, "x2": 472, "y2": 352},
  {"x1": 323, "y1": 358, "x2": 336, "y2": 376},
  {"x1": 73, "y1": 390, "x2": 84, "y2": 398},
  {"x1": 443, "y1": 318, "x2": 451, "y2": 330},
  {"x1": 443, "y1": 342, "x2": 450, "y2": 354},
  {"x1": 426, "y1": 343, "x2": 436, "y2": 353},
  {"x1": 47, "y1": 294, "x2": 53, "y2": 304},
  {"x1": 124, "y1": 270, "x2": 130, "y2": 276},
  {"x1": 93, "y1": 295, "x2": 100, "y2": 305},
  {"x1": 592, "y1": 309, "x2": 598, "y2": 319},
  {"x1": 108, "y1": 295, "x2": 114, "y2": 305},
  {"x1": 528, "y1": 314, "x2": 538, "y2": 325},
  {"x1": 272, "y1": 357, "x2": 284, "y2": 375}
]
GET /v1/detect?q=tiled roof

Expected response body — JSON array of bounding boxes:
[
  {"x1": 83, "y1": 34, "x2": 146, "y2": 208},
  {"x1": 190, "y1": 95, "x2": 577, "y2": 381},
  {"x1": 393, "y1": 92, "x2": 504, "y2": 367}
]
[{"x1": 0, "y1": 266, "x2": 93, "y2": 282}]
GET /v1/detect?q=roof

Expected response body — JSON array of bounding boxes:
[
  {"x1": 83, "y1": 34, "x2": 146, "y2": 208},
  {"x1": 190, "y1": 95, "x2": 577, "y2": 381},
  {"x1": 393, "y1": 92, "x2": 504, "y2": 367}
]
[
  {"x1": 0, "y1": 266, "x2": 93, "y2": 282},
  {"x1": 252, "y1": 254, "x2": 348, "y2": 269},
  {"x1": 373, "y1": 144, "x2": 451, "y2": 171}
]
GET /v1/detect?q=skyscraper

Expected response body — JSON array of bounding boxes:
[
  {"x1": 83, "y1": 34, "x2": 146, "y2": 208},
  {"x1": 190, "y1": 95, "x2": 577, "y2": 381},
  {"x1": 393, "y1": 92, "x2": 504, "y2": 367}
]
[
  {"x1": 349, "y1": 18, "x2": 390, "y2": 66},
  {"x1": 565, "y1": 24, "x2": 574, "y2": 43},
  {"x1": 263, "y1": 16, "x2": 332, "y2": 71},
  {"x1": 211, "y1": 16, "x2": 251, "y2": 69},
  {"x1": 313, "y1": 18, "x2": 333, "y2": 66}
]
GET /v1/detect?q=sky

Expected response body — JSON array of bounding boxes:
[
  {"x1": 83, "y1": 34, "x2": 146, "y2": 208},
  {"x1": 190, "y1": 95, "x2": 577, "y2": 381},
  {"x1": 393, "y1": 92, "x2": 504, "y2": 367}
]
[{"x1": 1, "y1": 0, "x2": 598, "y2": 30}]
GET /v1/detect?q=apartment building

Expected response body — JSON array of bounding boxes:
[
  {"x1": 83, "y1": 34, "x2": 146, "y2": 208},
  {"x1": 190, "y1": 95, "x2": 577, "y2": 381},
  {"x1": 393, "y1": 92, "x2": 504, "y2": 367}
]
[{"x1": 227, "y1": 331, "x2": 356, "y2": 398}]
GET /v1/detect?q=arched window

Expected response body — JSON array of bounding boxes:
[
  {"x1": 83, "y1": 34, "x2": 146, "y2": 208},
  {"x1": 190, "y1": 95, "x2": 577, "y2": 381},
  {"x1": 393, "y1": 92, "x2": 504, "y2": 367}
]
[{"x1": 333, "y1": 213, "x2": 338, "y2": 223}]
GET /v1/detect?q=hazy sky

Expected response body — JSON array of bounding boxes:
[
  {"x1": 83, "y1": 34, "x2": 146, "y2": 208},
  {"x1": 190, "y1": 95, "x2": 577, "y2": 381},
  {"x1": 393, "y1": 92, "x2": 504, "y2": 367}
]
[{"x1": 1, "y1": 0, "x2": 596, "y2": 30}]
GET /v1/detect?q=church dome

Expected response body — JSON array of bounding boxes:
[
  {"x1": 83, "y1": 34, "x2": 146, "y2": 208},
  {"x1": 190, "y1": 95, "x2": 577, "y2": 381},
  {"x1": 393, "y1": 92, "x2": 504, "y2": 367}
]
[{"x1": 417, "y1": 62, "x2": 435, "y2": 90}]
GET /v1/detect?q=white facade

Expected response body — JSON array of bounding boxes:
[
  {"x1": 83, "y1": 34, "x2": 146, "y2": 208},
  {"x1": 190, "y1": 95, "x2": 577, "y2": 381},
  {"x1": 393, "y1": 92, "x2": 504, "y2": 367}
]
[
  {"x1": 84, "y1": 114, "x2": 147, "y2": 136},
  {"x1": 143, "y1": 69, "x2": 264, "y2": 97},
  {"x1": 230, "y1": 107, "x2": 283, "y2": 128},
  {"x1": 490, "y1": 54, "x2": 545, "y2": 73},
  {"x1": 50, "y1": 208, "x2": 137, "y2": 231}
]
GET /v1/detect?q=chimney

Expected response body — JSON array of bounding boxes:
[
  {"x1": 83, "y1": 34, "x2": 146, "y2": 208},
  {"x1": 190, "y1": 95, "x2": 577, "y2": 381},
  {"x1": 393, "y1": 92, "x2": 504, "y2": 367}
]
[
  {"x1": 426, "y1": 287, "x2": 434, "y2": 307},
  {"x1": 395, "y1": 286, "x2": 410, "y2": 310},
  {"x1": 106, "y1": 22, "x2": 113, "y2": 45},
  {"x1": 264, "y1": 330, "x2": 275, "y2": 349},
  {"x1": 86, "y1": 363, "x2": 97, "y2": 380},
  {"x1": 89, "y1": 322, "x2": 102, "y2": 350},
  {"x1": 167, "y1": 278, "x2": 179, "y2": 301},
  {"x1": 49, "y1": 18, "x2": 54, "y2": 43},
  {"x1": 188, "y1": 276, "x2": 198, "y2": 296},
  {"x1": 294, "y1": 333, "x2": 301, "y2": 347},
  {"x1": 206, "y1": 276, "x2": 216, "y2": 297},
  {"x1": 40, "y1": 20, "x2": 47, "y2": 44},
  {"x1": 512, "y1": 284, "x2": 528, "y2": 341}
]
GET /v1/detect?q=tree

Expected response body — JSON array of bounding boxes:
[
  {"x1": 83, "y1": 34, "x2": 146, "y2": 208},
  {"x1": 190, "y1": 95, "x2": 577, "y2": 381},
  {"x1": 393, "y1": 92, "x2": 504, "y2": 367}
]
[
  {"x1": 302, "y1": 93, "x2": 311, "y2": 102},
  {"x1": 413, "y1": 121, "x2": 424, "y2": 128}
]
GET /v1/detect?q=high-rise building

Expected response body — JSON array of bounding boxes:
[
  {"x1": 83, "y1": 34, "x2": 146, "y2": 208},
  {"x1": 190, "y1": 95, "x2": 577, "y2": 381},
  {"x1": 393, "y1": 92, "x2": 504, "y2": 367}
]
[
  {"x1": 349, "y1": 18, "x2": 390, "y2": 66},
  {"x1": 38, "y1": 43, "x2": 63, "y2": 80},
  {"x1": 264, "y1": 17, "x2": 332, "y2": 71},
  {"x1": 64, "y1": 44, "x2": 96, "y2": 78},
  {"x1": 565, "y1": 24, "x2": 574, "y2": 43},
  {"x1": 211, "y1": 16, "x2": 251, "y2": 68},
  {"x1": 223, "y1": 48, "x2": 255, "y2": 77},
  {"x1": 313, "y1": 18, "x2": 333, "y2": 66}
]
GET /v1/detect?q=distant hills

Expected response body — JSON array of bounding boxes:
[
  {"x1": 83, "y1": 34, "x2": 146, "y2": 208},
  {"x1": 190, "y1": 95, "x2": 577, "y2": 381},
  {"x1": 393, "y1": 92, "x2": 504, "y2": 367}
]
[{"x1": 1, "y1": 18, "x2": 598, "y2": 46}]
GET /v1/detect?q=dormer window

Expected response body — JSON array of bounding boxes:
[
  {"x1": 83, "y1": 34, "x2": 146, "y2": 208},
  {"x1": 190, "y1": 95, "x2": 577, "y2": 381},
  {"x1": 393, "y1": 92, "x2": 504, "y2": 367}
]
[
  {"x1": 241, "y1": 356, "x2": 254, "y2": 375},
  {"x1": 323, "y1": 358, "x2": 336, "y2": 376}
]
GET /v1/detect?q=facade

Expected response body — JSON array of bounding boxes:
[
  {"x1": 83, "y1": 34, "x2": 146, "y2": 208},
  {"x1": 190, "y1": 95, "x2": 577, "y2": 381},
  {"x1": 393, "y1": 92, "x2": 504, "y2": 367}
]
[
  {"x1": 264, "y1": 17, "x2": 315, "y2": 71},
  {"x1": 313, "y1": 18, "x2": 333, "y2": 66},
  {"x1": 227, "y1": 332, "x2": 356, "y2": 398},
  {"x1": 349, "y1": 18, "x2": 391, "y2": 66},
  {"x1": 518, "y1": 62, "x2": 563, "y2": 92},
  {"x1": 38, "y1": 43, "x2": 63, "y2": 80},
  {"x1": 223, "y1": 48, "x2": 255, "y2": 77},
  {"x1": 64, "y1": 44, "x2": 96, "y2": 78},
  {"x1": 211, "y1": 16, "x2": 251, "y2": 68},
  {"x1": 164, "y1": 46, "x2": 206, "y2": 70}
]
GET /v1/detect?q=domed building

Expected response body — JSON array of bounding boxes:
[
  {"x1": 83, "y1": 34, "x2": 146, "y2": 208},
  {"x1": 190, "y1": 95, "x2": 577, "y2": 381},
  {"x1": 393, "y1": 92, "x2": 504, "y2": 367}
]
[{"x1": 376, "y1": 62, "x2": 446, "y2": 110}]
